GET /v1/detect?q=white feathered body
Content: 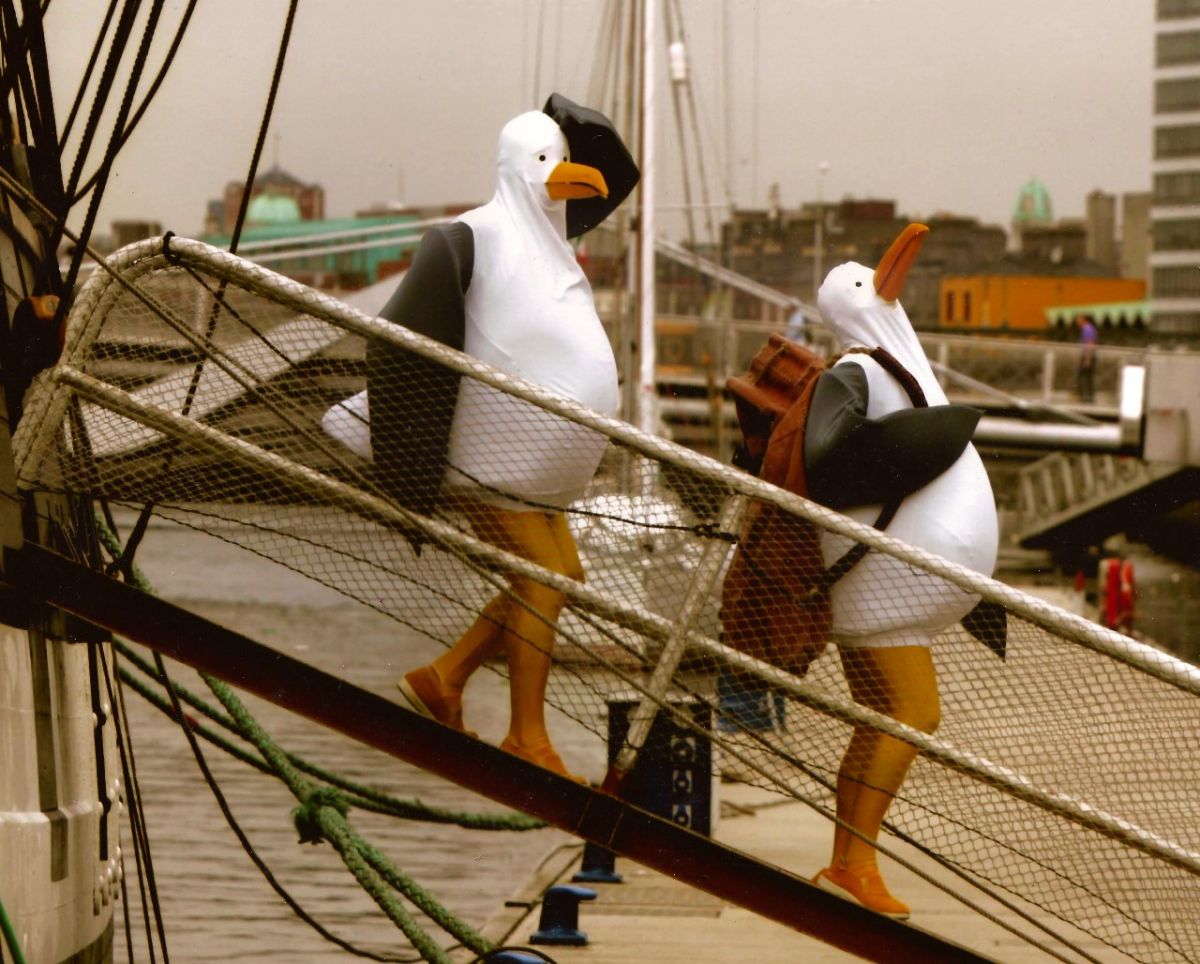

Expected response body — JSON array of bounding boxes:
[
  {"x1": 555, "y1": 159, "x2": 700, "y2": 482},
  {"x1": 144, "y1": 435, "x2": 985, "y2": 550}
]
[
  {"x1": 322, "y1": 111, "x2": 618, "y2": 511},
  {"x1": 445, "y1": 197, "x2": 617, "y2": 509},
  {"x1": 817, "y1": 264, "x2": 999, "y2": 647}
]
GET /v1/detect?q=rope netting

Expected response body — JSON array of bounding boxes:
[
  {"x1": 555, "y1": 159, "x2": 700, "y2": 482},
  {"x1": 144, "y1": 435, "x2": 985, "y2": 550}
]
[{"x1": 14, "y1": 237, "x2": 1200, "y2": 963}]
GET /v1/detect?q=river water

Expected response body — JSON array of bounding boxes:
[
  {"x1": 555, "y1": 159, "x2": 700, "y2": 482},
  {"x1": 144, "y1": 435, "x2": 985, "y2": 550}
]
[{"x1": 110, "y1": 513, "x2": 601, "y2": 963}]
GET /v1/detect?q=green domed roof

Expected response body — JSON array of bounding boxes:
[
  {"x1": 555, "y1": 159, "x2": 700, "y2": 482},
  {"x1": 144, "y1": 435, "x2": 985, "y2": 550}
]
[
  {"x1": 247, "y1": 192, "x2": 302, "y2": 225},
  {"x1": 1013, "y1": 178, "x2": 1053, "y2": 223}
]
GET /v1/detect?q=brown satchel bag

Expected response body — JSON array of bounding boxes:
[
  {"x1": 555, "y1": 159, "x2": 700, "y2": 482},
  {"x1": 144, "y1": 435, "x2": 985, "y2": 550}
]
[{"x1": 721, "y1": 334, "x2": 926, "y2": 675}]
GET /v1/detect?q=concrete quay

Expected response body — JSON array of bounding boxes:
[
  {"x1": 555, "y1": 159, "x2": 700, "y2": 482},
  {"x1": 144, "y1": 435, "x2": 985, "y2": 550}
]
[{"x1": 469, "y1": 779, "x2": 1127, "y2": 964}]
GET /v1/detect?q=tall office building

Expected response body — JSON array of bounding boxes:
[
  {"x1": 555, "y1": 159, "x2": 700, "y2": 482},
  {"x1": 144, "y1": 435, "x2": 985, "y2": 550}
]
[
  {"x1": 1152, "y1": 0, "x2": 1200, "y2": 340},
  {"x1": 1122, "y1": 192, "x2": 1152, "y2": 281},
  {"x1": 1085, "y1": 190, "x2": 1119, "y2": 273}
]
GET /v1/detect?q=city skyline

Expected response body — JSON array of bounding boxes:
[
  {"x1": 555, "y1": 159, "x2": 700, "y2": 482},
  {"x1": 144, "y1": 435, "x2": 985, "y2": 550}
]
[{"x1": 45, "y1": 1, "x2": 1154, "y2": 244}]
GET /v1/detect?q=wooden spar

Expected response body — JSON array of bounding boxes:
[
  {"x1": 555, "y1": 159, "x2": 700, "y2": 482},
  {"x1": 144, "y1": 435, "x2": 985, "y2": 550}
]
[{"x1": 7, "y1": 541, "x2": 993, "y2": 964}]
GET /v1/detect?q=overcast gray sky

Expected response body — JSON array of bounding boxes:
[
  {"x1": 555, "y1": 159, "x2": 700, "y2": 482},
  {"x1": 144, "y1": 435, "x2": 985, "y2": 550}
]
[{"x1": 46, "y1": 0, "x2": 1154, "y2": 245}]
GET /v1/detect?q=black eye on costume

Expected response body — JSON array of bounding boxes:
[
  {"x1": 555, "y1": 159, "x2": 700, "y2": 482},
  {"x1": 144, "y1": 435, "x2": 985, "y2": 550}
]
[
  {"x1": 855, "y1": 281, "x2": 862, "y2": 287},
  {"x1": 538, "y1": 154, "x2": 546, "y2": 162}
]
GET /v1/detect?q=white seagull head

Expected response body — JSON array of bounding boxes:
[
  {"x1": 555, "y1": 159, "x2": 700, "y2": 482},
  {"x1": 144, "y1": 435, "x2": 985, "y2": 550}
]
[
  {"x1": 818, "y1": 223, "x2": 929, "y2": 351},
  {"x1": 496, "y1": 111, "x2": 607, "y2": 216}
]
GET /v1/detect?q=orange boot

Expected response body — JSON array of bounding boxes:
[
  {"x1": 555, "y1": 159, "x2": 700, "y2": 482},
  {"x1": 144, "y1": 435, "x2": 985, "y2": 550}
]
[
  {"x1": 398, "y1": 585, "x2": 511, "y2": 738},
  {"x1": 500, "y1": 735, "x2": 588, "y2": 785},
  {"x1": 812, "y1": 861, "x2": 910, "y2": 919},
  {"x1": 397, "y1": 665, "x2": 478, "y2": 738}
]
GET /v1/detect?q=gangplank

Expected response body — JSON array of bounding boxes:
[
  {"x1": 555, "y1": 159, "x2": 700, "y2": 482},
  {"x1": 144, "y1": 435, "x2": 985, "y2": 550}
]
[{"x1": 6, "y1": 541, "x2": 987, "y2": 964}]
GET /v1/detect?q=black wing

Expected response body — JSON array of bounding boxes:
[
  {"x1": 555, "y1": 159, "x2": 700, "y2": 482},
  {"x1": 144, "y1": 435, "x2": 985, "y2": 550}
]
[
  {"x1": 365, "y1": 222, "x2": 473, "y2": 516},
  {"x1": 804, "y1": 363, "x2": 981, "y2": 509}
]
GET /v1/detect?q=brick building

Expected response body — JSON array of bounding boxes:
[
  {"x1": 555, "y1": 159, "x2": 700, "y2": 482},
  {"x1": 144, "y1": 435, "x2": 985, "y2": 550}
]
[
  {"x1": 205, "y1": 165, "x2": 325, "y2": 235},
  {"x1": 712, "y1": 197, "x2": 1005, "y2": 328}
]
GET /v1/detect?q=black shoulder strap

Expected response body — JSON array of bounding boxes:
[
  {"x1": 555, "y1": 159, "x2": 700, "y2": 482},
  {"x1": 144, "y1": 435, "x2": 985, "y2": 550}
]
[{"x1": 865, "y1": 346, "x2": 927, "y2": 407}]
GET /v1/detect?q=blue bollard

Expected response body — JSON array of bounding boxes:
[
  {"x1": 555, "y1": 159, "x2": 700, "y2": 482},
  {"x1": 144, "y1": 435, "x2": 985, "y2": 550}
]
[
  {"x1": 529, "y1": 884, "x2": 597, "y2": 946},
  {"x1": 571, "y1": 841, "x2": 623, "y2": 884},
  {"x1": 716, "y1": 665, "x2": 783, "y2": 732}
]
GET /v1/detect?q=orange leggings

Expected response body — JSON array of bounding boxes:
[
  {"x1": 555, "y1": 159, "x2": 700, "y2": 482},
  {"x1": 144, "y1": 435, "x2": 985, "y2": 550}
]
[
  {"x1": 830, "y1": 645, "x2": 940, "y2": 871},
  {"x1": 430, "y1": 500, "x2": 583, "y2": 748}
]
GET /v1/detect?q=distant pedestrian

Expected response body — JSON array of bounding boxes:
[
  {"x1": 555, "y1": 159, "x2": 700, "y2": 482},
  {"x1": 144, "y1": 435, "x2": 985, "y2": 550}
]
[
  {"x1": 785, "y1": 307, "x2": 811, "y2": 345},
  {"x1": 1103, "y1": 558, "x2": 1120, "y2": 630},
  {"x1": 1075, "y1": 314, "x2": 1097, "y2": 402},
  {"x1": 1116, "y1": 559, "x2": 1135, "y2": 635},
  {"x1": 1102, "y1": 557, "x2": 1135, "y2": 634}
]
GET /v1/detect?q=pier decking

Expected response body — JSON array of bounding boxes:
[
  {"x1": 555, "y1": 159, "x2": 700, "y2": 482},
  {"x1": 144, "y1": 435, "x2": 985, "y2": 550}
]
[{"x1": 474, "y1": 779, "x2": 1127, "y2": 964}]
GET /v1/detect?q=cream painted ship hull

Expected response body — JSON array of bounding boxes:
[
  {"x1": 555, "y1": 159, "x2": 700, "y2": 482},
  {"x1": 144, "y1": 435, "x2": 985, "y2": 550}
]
[{"x1": 1, "y1": 624, "x2": 119, "y2": 963}]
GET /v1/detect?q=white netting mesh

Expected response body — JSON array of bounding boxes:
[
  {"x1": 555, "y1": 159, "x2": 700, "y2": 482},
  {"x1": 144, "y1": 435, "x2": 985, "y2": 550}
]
[{"x1": 15, "y1": 238, "x2": 1200, "y2": 962}]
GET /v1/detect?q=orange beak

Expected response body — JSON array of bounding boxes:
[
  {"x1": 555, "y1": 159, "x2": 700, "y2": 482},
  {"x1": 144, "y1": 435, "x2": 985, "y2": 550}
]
[
  {"x1": 873, "y1": 223, "x2": 929, "y2": 302},
  {"x1": 546, "y1": 161, "x2": 608, "y2": 201}
]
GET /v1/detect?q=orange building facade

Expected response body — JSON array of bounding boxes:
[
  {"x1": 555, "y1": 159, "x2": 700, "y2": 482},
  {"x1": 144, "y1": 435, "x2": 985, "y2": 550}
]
[{"x1": 938, "y1": 275, "x2": 1147, "y2": 330}]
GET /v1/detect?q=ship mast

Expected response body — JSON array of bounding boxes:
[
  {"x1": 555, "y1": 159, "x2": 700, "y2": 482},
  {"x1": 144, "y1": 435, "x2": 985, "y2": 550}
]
[{"x1": 635, "y1": 0, "x2": 658, "y2": 441}]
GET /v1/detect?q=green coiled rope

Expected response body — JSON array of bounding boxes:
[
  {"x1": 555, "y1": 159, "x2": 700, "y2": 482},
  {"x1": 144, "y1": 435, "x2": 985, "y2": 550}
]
[
  {"x1": 0, "y1": 893, "x2": 27, "y2": 964},
  {"x1": 113, "y1": 639, "x2": 543, "y2": 831},
  {"x1": 95, "y1": 517, "x2": 532, "y2": 961}
]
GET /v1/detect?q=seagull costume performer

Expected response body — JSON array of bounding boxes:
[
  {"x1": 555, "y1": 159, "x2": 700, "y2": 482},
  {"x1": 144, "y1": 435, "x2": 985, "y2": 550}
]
[
  {"x1": 806, "y1": 224, "x2": 999, "y2": 917},
  {"x1": 323, "y1": 96, "x2": 637, "y2": 782}
]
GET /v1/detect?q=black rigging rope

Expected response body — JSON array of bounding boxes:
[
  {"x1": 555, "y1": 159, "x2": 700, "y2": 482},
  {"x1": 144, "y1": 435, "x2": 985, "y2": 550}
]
[
  {"x1": 0, "y1": 1, "x2": 39, "y2": 148},
  {"x1": 57, "y1": 0, "x2": 165, "y2": 305},
  {"x1": 0, "y1": 0, "x2": 64, "y2": 298},
  {"x1": 118, "y1": 0, "x2": 299, "y2": 576},
  {"x1": 145, "y1": 648, "x2": 421, "y2": 963},
  {"x1": 1, "y1": 3, "x2": 37, "y2": 142},
  {"x1": 228, "y1": 0, "x2": 298, "y2": 255},
  {"x1": 0, "y1": 0, "x2": 37, "y2": 111},
  {"x1": 55, "y1": 0, "x2": 142, "y2": 239},
  {"x1": 71, "y1": 0, "x2": 199, "y2": 204},
  {"x1": 20, "y1": 0, "x2": 61, "y2": 172},
  {"x1": 98, "y1": 642, "x2": 169, "y2": 964},
  {"x1": 57, "y1": 0, "x2": 120, "y2": 150}
]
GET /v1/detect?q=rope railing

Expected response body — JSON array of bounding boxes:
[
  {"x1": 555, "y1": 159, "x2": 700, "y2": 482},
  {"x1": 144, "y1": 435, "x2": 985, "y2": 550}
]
[
  {"x1": 52, "y1": 365, "x2": 1200, "y2": 879},
  {"x1": 18, "y1": 236, "x2": 1198, "y2": 700},
  {"x1": 15, "y1": 232, "x2": 1200, "y2": 962}
]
